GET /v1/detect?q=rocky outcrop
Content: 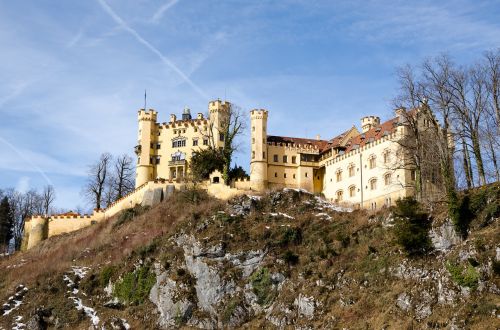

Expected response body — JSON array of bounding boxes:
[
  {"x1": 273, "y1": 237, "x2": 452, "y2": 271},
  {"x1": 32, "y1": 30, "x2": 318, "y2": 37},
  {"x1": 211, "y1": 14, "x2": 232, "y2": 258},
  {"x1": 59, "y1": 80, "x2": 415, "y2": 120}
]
[{"x1": 430, "y1": 219, "x2": 462, "y2": 252}]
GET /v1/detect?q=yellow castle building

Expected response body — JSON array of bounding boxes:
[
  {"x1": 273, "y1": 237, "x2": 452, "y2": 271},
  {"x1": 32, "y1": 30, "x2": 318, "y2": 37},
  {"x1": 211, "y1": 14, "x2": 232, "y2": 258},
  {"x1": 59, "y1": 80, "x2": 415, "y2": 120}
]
[
  {"x1": 249, "y1": 107, "x2": 436, "y2": 209},
  {"x1": 135, "y1": 99, "x2": 230, "y2": 187},
  {"x1": 23, "y1": 99, "x2": 438, "y2": 249}
]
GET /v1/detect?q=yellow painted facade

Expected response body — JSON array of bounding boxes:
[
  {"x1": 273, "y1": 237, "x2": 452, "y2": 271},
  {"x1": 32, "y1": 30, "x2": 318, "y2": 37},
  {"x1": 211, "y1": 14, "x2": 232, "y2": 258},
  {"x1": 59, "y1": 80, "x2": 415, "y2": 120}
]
[
  {"x1": 249, "y1": 107, "x2": 436, "y2": 209},
  {"x1": 23, "y1": 99, "x2": 440, "y2": 250},
  {"x1": 135, "y1": 100, "x2": 230, "y2": 187}
]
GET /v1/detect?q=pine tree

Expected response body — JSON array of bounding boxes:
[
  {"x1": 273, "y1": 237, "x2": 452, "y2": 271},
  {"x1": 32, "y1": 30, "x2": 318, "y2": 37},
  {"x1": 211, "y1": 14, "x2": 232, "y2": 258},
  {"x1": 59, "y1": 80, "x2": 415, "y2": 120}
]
[{"x1": 0, "y1": 196, "x2": 14, "y2": 253}]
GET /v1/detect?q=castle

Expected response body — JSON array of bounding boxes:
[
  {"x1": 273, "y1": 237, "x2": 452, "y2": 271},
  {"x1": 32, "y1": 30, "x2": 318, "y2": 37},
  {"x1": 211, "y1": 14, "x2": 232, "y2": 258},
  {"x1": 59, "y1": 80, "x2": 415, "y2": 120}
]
[
  {"x1": 249, "y1": 108, "x2": 423, "y2": 209},
  {"x1": 23, "y1": 99, "x2": 436, "y2": 249}
]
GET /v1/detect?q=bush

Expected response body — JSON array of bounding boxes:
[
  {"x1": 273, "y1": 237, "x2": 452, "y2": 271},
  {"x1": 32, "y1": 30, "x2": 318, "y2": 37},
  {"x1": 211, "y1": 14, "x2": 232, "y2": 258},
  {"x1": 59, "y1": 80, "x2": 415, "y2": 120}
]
[
  {"x1": 114, "y1": 205, "x2": 150, "y2": 228},
  {"x1": 180, "y1": 188, "x2": 209, "y2": 205},
  {"x1": 250, "y1": 268, "x2": 275, "y2": 306},
  {"x1": 113, "y1": 265, "x2": 156, "y2": 305},
  {"x1": 190, "y1": 149, "x2": 225, "y2": 182},
  {"x1": 393, "y1": 197, "x2": 432, "y2": 256},
  {"x1": 282, "y1": 250, "x2": 299, "y2": 265},
  {"x1": 493, "y1": 260, "x2": 500, "y2": 276},
  {"x1": 100, "y1": 265, "x2": 116, "y2": 287},
  {"x1": 446, "y1": 261, "x2": 479, "y2": 289},
  {"x1": 278, "y1": 227, "x2": 302, "y2": 247}
]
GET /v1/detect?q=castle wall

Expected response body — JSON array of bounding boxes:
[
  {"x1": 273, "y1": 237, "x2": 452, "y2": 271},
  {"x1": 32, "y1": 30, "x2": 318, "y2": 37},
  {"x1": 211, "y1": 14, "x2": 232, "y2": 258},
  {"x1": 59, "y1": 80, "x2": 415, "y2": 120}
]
[{"x1": 323, "y1": 129, "x2": 413, "y2": 209}]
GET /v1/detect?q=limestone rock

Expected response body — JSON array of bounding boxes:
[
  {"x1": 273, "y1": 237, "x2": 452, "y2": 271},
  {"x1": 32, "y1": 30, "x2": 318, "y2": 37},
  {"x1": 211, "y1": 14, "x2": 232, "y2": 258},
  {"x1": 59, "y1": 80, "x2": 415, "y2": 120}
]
[
  {"x1": 294, "y1": 294, "x2": 315, "y2": 319},
  {"x1": 429, "y1": 219, "x2": 461, "y2": 252}
]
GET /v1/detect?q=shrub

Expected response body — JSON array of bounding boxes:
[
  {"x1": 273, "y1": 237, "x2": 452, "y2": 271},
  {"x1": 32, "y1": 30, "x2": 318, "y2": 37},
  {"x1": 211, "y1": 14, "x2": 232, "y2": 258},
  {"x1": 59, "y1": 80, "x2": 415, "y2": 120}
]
[
  {"x1": 393, "y1": 197, "x2": 432, "y2": 256},
  {"x1": 446, "y1": 261, "x2": 479, "y2": 289},
  {"x1": 278, "y1": 227, "x2": 302, "y2": 247},
  {"x1": 493, "y1": 260, "x2": 500, "y2": 276},
  {"x1": 190, "y1": 149, "x2": 225, "y2": 182},
  {"x1": 250, "y1": 268, "x2": 275, "y2": 306},
  {"x1": 100, "y1": 265, "x2": 116, "y2": 287},
  {"x1": 114, "y1": 205, "x2": 150, "y2": 228},
  {"x1": 113, "y1": 265, "x2": 156, "y2": 305},
  {"x1": 282, "y1": 250, "x2": 299, "y2": 265},
  {"x1": 180, "y1": 188, "x2": 209, "y2": 205}
]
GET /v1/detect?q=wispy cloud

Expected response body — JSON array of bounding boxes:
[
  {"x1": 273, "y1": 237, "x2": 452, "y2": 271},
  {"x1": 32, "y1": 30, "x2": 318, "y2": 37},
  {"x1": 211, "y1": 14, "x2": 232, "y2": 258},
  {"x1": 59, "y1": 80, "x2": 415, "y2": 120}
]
[
  {"x1": 0, "y1": 136, "x2": 54, "y2": 185},
  {"x1": 151, "y1": 0, "x2": 179, "y2": 24},
  {"x1": 96, "y1": 0, "x2": 208, "y2": 100}
]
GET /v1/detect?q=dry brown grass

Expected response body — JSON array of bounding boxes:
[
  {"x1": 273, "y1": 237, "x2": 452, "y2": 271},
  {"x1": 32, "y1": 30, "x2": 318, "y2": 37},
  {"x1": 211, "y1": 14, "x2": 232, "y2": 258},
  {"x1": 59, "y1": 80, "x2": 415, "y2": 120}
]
[{"x1": 0, "y1": 191, "x2": 222, "y2": 296}]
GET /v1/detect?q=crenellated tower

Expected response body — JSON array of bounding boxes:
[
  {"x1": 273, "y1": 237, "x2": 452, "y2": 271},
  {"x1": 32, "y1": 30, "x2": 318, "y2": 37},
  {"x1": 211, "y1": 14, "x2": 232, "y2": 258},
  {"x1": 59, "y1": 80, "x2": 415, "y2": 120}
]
[
  {"x1": 135, "y1": 109, "x2": 158, "y2": 188},
  {"x1": 208, "y1": 99, "x2": 231, "y2": 149},
  {"x1": 250, "y1": 109, "x2": 268, "y2": 191}
]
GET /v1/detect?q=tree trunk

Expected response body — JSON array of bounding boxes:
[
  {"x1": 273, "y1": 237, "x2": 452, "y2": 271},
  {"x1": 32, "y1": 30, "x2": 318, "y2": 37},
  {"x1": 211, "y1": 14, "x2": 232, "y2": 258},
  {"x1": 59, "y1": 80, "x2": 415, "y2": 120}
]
[
  {"x1": 461, "y1": 138, "x2": 473, "y2": 189},
  {"x1": 471, "y1": 131, "x2": 486, "y2": 185}
]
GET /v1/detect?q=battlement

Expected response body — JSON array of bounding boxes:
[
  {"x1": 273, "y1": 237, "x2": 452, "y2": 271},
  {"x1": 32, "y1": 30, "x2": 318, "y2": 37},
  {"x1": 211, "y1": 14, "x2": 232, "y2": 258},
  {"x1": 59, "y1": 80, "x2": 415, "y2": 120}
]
[
  {"x1": 250, "y1": 109, "x2": 269, "y2": 118},
  {"x1": 361, "y1": 116, "x2": 380, "y2": 133},
  {"x1": 138, "y1": 109, "x2": 158, "y2": 122},
  {"x1": 326, "y1": 131, "x2": 398, "y2": 166},
  {"x1": 209, "y1": 99, "x2": 231, "y2": 113},
  {"x1": 267, "y1": 141, "x2": 320, "y2": 154},
  {"x1": 159, "y1": 118, "x2": 209, "y2": 129}
]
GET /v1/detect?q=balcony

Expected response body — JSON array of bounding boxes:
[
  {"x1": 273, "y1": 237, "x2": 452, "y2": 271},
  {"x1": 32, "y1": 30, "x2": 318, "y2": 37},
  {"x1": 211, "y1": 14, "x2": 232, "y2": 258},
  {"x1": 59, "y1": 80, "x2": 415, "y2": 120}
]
[
  {"x1": 168, "y1": 159, "x2": 186, "y2": 166},
  {"x1": 134, "y1": 145, "x2": 141, "y2": 155}
]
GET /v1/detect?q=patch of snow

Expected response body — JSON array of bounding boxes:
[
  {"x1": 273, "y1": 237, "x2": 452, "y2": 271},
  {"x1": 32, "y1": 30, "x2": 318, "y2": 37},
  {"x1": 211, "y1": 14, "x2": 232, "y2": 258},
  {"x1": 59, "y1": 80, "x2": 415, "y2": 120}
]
[
  {"x1": 69, "y1": 296, "x2": 100, "y2": 326},
  {"x1": 248, "y1": 195, "x2": 262, "y2": 200},
  {"x1": 267, "y1": 212, "x2": 295, "y2": 219},
  {"x1": 122, "y1": 319, "x2": 131, "y2": 329},
  {"x1": 315, "y1": 213, "x2": 332, "y2": 221}
]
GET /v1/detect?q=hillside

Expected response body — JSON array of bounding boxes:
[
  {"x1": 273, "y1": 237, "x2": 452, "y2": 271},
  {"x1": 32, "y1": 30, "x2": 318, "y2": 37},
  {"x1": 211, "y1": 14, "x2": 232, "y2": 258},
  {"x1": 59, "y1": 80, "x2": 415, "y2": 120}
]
[{"x1": 0, "y1": 186, "x2": 499, "y2": 329}]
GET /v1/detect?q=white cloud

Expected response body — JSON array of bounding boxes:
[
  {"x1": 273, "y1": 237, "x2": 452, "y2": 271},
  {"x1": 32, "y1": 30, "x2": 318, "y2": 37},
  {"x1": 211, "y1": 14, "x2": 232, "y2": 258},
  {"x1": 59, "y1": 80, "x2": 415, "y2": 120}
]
[{"x1": 151, "y1": 0, "x2": 179, "y2": 24}]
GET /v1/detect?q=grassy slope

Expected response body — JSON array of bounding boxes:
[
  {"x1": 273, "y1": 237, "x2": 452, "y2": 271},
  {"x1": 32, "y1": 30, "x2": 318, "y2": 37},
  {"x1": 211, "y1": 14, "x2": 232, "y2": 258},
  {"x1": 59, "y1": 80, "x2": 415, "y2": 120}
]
[{"x1": 0, "y1": 187, "x2": 498, "y2": 329}]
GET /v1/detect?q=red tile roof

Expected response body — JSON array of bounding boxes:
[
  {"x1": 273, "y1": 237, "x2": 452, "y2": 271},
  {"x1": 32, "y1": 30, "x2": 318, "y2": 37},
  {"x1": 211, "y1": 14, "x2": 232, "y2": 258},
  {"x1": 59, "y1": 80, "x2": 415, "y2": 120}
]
[
  {"x1": 343, "y1": 117, "x2": 399, "y2": 153},
  {"x1": 267, "y1": 128, "x2": 355, "y2": 153}
]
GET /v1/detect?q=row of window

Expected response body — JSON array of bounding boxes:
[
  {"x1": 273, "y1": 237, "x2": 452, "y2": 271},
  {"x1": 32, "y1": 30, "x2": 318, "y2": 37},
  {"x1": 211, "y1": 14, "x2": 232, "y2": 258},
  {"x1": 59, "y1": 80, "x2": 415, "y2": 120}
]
[{"x1": 335, "y1": 173, "x2": 393, "y2": 201}]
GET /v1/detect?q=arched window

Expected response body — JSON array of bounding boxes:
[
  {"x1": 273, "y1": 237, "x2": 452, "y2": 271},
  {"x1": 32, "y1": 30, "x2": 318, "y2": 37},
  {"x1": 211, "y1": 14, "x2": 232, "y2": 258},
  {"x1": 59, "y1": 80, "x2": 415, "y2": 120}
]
[
  {"x1": 368, "y1": 155, "x2": 376, "y2": 169},
  {"x1": 383, "y1": 150, "x2": 391, "y2": 164},
  {"x1": 336, "y1": 169, "x2": 343, "y2": 182},
  {"x1": 349, "y1": 185, "x2": 356, "y2": 197},
  {"x1": 336, "y1": 190, "x2": 344, "y2": 202},
  {"x1": 348, "y1": 163, "x2": 355, "y2": 177},
  {"x1": 369, "y1": 178, "x2": 377, "y2": 190},
  {"x1": 384, "y1": 173, "x2": 392, "y2": 186}
]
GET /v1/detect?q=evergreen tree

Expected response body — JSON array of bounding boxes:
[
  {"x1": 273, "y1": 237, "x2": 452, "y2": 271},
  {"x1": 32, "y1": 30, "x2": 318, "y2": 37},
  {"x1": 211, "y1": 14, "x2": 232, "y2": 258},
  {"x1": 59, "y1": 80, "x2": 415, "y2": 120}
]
[{"x1": 0, "y1": 197, "x2": 14, "y2": 253}]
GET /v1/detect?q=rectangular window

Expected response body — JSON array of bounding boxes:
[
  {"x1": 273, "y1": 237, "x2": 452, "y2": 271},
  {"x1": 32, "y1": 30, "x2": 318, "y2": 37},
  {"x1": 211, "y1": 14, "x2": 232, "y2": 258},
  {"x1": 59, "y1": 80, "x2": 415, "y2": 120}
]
[
  {"x1": 292, "y1": 156, "x2": 296, "y2": 164},
  {"x1": 263, "y1": 152, "x2": 266, "y2": 158},
  {"x1": 149, "y1": 157, "x2": 153, "y2": 164},
  {"x1": 203, "y1": 139, "x2": 208, "y2": 146},
  {"x1": 252, "y1": 151, "x2": 255, "y2": 159},
  {"x1": 157, "y1": 143, "x2": 161, "y2": 149},
  {"x1": 284, "y1": 173, "x2": 287, "y2": 178},
  {"x1": 274, "y1": 172, "x2": 277, "y2": 177},
  {"x1": 219, "y1": 133, "x2": 224, "y2": 141},
  {"x1": 252, "y1": 138, "x2": 255, "y2": 144},
  {"x1": 283, "y1": 155, "x2": 287, "y2": 163},
  {"x1": 252, "y1": 126, "x2": 255, "y2": 131},
  {"x1": 156, "y1": 156, "x2": 160, "y2": 164},
  {"x1": 293, "y1": 174, "x2": 296, "y2": 179},
  {"x1": 150, "y1": 143, "x2": 154, "y2": 148},
  {"x1": 193, "y1": 139, "x2": 198, "y2": 146},
  {"x1": 273, "y1": 154, "x2": 278, "y2": 162}
]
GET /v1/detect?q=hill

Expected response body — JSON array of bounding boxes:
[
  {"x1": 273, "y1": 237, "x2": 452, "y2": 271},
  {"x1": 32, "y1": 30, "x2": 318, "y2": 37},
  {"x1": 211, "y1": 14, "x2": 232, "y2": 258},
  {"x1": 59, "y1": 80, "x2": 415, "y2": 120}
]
[{"x1": 0, "y1": 186, "x2": 499, "y2": 329}]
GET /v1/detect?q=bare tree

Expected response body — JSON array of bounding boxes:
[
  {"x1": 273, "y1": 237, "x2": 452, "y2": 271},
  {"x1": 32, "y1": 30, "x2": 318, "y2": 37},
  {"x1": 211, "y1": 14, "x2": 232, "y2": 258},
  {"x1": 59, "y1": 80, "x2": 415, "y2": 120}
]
[
  {"x1": 113, "y1": 154, "x2": 135, "y2": 199},
  {"x1": 41, "y1": 185, "x2": 56, "y2": 216},
  {"x1": 83, "y1": 153, "x2": 112, "y2": 210},
  {"x1": 448, "y1": 64, "x2": 488, "y2": 185},
  {"x1": 484, "y1": 49, "x2": 500, "y2": 130}
]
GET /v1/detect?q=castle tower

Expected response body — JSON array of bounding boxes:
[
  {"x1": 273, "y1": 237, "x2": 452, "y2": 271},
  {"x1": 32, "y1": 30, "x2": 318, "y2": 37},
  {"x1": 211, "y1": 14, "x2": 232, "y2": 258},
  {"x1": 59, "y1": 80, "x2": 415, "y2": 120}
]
[
  {"x1": 135, "y1": 109, "x2": 158, "y2": 188},
  {"x1": 26, "y1": 216, "x2": 48, "y2": 250},
  {"x1": 250, "y1": 109, "x2": 268, "y2": 191},
  {"x1": 361, "y1": 116, "x2": 381, "y2": 133},
  {"x1": 208, "y1": 99, "x2": 230, "y2": 149}
]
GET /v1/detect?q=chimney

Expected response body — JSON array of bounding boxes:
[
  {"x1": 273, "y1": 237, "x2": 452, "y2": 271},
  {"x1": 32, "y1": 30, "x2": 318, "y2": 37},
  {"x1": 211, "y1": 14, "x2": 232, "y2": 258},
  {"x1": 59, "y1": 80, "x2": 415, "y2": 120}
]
[{"x1": 170, "y1": 114, "x2": 177, "y2": 123}]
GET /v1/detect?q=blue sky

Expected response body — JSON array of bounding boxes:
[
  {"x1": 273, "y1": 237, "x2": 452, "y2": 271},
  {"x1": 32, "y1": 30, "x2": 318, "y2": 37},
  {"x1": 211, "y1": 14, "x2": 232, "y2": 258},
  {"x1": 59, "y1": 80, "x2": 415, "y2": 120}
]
[{"x1": 1, "y1": 0, "x2": 499, "y2": 210}]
